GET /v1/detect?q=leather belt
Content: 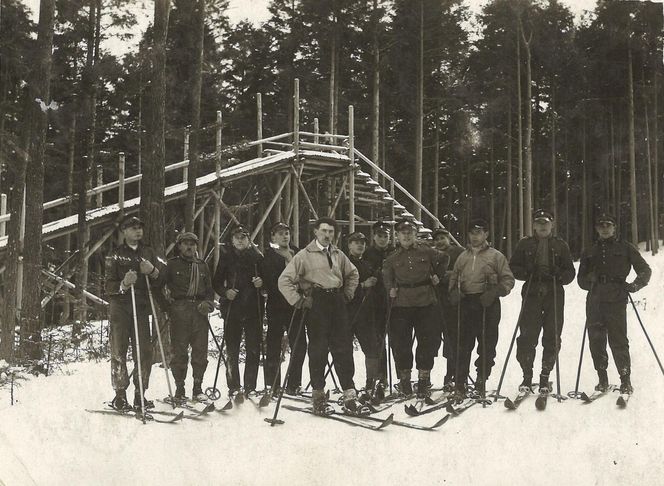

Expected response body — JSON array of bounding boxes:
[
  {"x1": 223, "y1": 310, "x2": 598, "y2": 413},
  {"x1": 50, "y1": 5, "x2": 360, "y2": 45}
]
[{"x1": 398, "y1": 280, "x2": 431, "y2": 289}]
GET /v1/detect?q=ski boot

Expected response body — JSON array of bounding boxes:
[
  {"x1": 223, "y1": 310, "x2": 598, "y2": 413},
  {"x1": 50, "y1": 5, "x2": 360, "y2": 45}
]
[
  {"x1": 595, "y1": 369, "x2": 609, "y2": 392},
  {"x1": 443, "y1": 375, "x2": 455, "y2": 393},
  {"x1": 284, "y1": 385, "x2": 301, "y2": 396},
  {"x1": 341, "y1": 389, "x2": 371, "y2": 416},
  {"x1": 619, "y1": 374, "x2": 633, "y2": 395},
  {"x1": 452, "y1": 383, "x2": 466, "y2": 403},
  {"x1": 133, "y1": 393, "x2": 155, "y2": 410},
  {"x1": 371, "y1": 380, "x2": 386, "y2": 404},
  {"x1": 416, "y1": 370, "x2": 432, "y2": 399},
  {"x1": 519, "y1": 374, "x2": 533, "y2": 393},
  {"x1": 395, "y1": 369, "x2": 413, "y2": 396},
  {"x1": 473, "y1": 379, "x2": 486, "y2": 398},
  {"x1": 312, "y1": 389, "x2": 333, "y2": 416},
  {"x1": 538, "y1": 373, "x2": 551, "y2": 394},
  {"x1": 173, "y1": 383, "x2": 187, "y2": 403},
  {"x1": 110, "y1": 390, "x2": 133, "y2": 411},
  {"x1": 192, "y1": 382, "x2": 208, "y2": 403},
  {"x1": 244, "y1": 389, "x2": 259, "y2": 399}
]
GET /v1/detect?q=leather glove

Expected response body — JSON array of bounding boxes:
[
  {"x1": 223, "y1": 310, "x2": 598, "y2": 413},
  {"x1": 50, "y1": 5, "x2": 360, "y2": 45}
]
[
  {"x1": 295, "y1": 295, "x2": 313, "y2": 309},
  {"x1": 139, "y1": 259, "x2": 155, "y2": 275},
  {"x1": 389, "y1": 288, "x2": 398, "y2": 299},
  {"x1": 448, "y1": 288, "x2": 462, "y2": 306},
  {"x1": 480, "y1": 287, "x2": 499, "y2": 308},
  {"x1": 197, "y1": 301, "x2": 215, "y2": 315},
  {"x1": 252, "y1": 276, "x2": 263, "y2": 288},
  {"x1": 362, "y1": 276, "x2": 378, "y2": 289},
  {"x1": 430, "y1": 274, "x2": 440, "y2": 286},
  {"x1": 122, "y1": 270, "x2": 138, "y2": 288},
  {"x1": 225, "y1": 288, "x2": 239, "y2": 301},
  {"x1": 625, "y1": 282, "x2": 639, "y2": 293}
]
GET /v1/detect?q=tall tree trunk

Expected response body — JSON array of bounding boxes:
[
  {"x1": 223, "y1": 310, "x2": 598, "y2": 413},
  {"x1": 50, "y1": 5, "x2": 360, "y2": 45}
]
[
  {"x1": 371, "y1": 0, "x2": 380, "y2": 179},
  {"x1": 433, "y1": 112, "x2": 440, "y2": 219},
  {"x1": 581, "y1": 122, "x2": 588, "y2": 251},
  {"x1": 516, "y1": 17, "x2": 524, "y2": 238},
  {"x1": 627, "y1": 46, "x2": 638, "y2": 246},
  {"x1": 506, "y1": 99, "x2": 513, "y2": 256},
  {"x1": 550, "y1": 89, "x2": 557, "y2": 221},
  {"x1": 63, "y1": 120, "x2": 76, "y2": 324},
  {"x1": 414, "y1": 0, "x2": 423, "y2": 221},
  {"x1": 141, "y1": 0, "x2": 170, "y2": 256},
  {"x1": 644, "y1": 80, "x2": 656, "y2": 254},
  {"x1": 489, "y1": 126, "x2": 495, "y2": 238},
  {"x1": 520, "y1": 18, "x2": 533, "y2": 236},
  {"x1": 20, "y1": 0, "x2": 55, "y2": 362},
  {"x1": 328, "y1": 11, "x2": 337, "y2": 135},
  {"x1": 653, "y1": 73, "x2": 659, "y2": 252},
  {"x1": 184, "y1": 0, "x2": 205, "y2": 232}
]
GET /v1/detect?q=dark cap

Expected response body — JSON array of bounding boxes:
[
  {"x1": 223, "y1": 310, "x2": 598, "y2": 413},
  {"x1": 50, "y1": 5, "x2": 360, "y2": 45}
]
[
  {"x1": 231, "y1": 225, "x2": 250, "y2": 237},
  {"x1": 270, "y1": 222, "x2": 290, "y2": 234},
  {"x1": 120, "y1": 215, "x2": 144, "y2": 230},
  {"x1": 533, "y1": 209, "x2": 554, "y2": 222},
  {"x1": 468, "y1": 218, "x2": 489, "y2": 232},
  {"x1": 347, "y1": 231, "x2": 368, "y2": 243},
  {"x1": 595, "y1": 213, "x2": 616, "y2": 225},
  {"x1": 373, "y1": 221, "x2": 391, "y2": 235},
  {"x1": 176, "y1": 231, "x2": 199, "y2": 244},
  {"x1": 432, "y1": 228, "x2": 450, "y2": 238},
  {"x1": 395, "y1": 220, "x2": 417, "y2": 232}
]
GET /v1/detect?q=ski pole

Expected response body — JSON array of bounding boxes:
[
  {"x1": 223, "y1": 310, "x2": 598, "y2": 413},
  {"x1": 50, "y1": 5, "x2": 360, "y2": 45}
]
[
  {"x1": 383, "y1": 296, "x2": 396, "y2": 394},
  {"x1": 255, "y1": 264, "x2": 265, "y2": 369},
  {"x1": 480, "y1": 304, "x2": 489, "y2": 407},
  {"x1": 454, "y1": 278, "x2": 462, "y2": 394},
  {"x1": 265, "y1": 308, "x2": 308, "y2": 425},
  {"x1": 259, "y1": 307, "x2": 299, "y2": 407},
  {"x1": 145, "y1": 275, "x2": 175, "y2": 409},
  {"x1": 494, "y1": 277, "x2": 534, "y2": 402},
  {"x1": 205, "y1": 276, "x2": 236, "y2": 400},
  {"x1": 551, "y1": 255, "x2": 563, "y2": 403},
  {"x1": 568, "y1": 281, "x2": 593, "y2": 399},
  {"x1": 629, "y1": 294, "x2": 664, "y2": 377},
  {"x1": 130, "y1": 284, "x2": 147, "y2": 424}
]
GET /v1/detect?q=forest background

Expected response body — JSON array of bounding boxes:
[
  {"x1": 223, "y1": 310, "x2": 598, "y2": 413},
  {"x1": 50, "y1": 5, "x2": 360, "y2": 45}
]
[{"x1": 0, "y1": 0, "x2": 662, "y2": 364}]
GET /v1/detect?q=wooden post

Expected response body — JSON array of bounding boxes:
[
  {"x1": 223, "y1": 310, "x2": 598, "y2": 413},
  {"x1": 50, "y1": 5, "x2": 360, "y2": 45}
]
[
  {"x1": 214, "y1": 110, "x2": 222, "y2": 269},
  {"x1": 16, "y1": 189, "x2": 26, "y2": 314},
  {"x1": 257, "y1": 93, "x2": 263, "y2": 158},
  {"x1": 390, "y1": 179, "x2": 396, "y2": 246},
  {"x1": 96, "y1": 164, "x2": 103, "y2": 208},
  {"x1": 293, "y1": 166, "x2": 300, "y2": 245},
  {"x1": 293, "y1": 79, "x2": 300, "y2": 158},
  {"x1": 314, "y1": 117, "x2": 319, "y2": 145},
  {"x1": 183, "y1": 125, "x2": 190, "y2": 183},
  {"x1": 0, "y1": 193, "x2": 7, "y2": 237},
  {"x1": 198, "y1": 205, "x2": 205, "y2": 255},
  {"x1": 118, "y1": 152, "x2": 126, "y2": 212},
  {"x1": 348, "y1": 105, "x2": 355, "y2": 233}
]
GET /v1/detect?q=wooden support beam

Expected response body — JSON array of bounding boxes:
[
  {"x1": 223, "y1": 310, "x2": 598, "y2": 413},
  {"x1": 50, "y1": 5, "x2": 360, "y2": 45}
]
[
  {"x1": 183, "y1": 126, "x2": 190, "y2": 183},
  {"x1": 251, "y1": 174, "x2": 290, "y2": 241},
  {"x1": 290, "y1": 165, "x2": 319, "y2": 220},
  {"x1": 348, "y1": 105, "x2": 355, "y2": 233},
  {"x1": 41, "y1": 269, "x2": 108, "y2": 307},
  {"x1": 118, "y1": 152, "x2": 125, "y2": 212},
  {"x1": 329, "y1": 176, "x2": 347, "y2": 218},
  {"x1": 257, "y1": 93, "x2": 263, "y2": 158}
]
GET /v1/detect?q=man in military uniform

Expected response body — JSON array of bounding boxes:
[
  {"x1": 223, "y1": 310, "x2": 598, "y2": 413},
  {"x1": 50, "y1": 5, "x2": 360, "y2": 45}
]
[
  {"x1": 382, "y1": 220, "x2": 448, "y2": 398},
  {"x1": 261, "y1": 222, "x2": 306, "y2": 395},
  {"x1": 105, "y1": 215, "x2": 164, "y2": 410},
  {"x1": 432, "y1": 227, "x2": 464, "y2": 391},
  {"x1": 279, "y1": 217, "x2": 361, "y2": 415},
  {"x1": 212, "y1": 225, "x2": 264, "y2": 398},
  {"x1": 449, "y1": 218, "x2": 515, "y2": 399},
  {"x1": 509, "y1": 210, "x2": 576, "y2": 393},
  {"x1": 162, "y1": 231, "x2": 215, "y2": 402},
  {"x1": 345, "y1": 231, "x2": 384, "y2": 400},
  {"x1": 577, "y1": 213, "x2": 651, "y2": 394}
]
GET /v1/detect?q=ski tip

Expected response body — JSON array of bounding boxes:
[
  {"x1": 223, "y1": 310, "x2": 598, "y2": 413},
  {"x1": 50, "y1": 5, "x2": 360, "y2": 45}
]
[
  {"x1": 432, "y1": 415, "x2": 450, "y2": 428},
  {"x1": 258, "y1": 394, "x2": 272, "y2": 407},
  {"x1": 535, "y1": 398, "x2": 546, "y2": 411},
  {"x1": 580, "y1": 392, "x2": 592, "y2": 403},
  {"x1": 616, "y1": 396, "x2": 627, "y2": 408},
  {"x1": 404, "y1": 404, "x2": 419, "y2": 417},
  {"x1": 504, "y1": 398, "x2": 515, "y2": 410},
  {"x1": 380, "y1": 413, "x2": 394, "y2": 428}
]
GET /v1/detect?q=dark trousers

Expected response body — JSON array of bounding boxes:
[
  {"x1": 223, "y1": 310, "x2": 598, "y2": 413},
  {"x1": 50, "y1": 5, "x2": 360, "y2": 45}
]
[
  {"x1": 225, "y1": 306, "x2": 262, "y2": 392},
  {"x1": 264, "y1": 304, "x2": 307, "y2": 389},
  {"x1": 306, "y1": 291, "x2": 355, "y2": 391},
  {"x1": 440, "y1": 299, "x2": 459, "y2": 379},
  {"x1": 389, "y1": 304, "x2": 440, "y2": 372},
  {"x1": 110, "y1": 296, "x2": 152, "y2": 393},
  {"x1": 586, "y1": 299, "x2": 630, "y2": 375},
  {"x1": 516, "y1": 285, "x2": 565, "y2": 375},
  {"x1": 169, "y1": 300, "x2": 209, "y2": 385},
  {"x1": 457, "y1": 295, "x2": 500, "y2": 386},
  {"x1": 349, "y1": 298, "x2": 384, "y2": 385}
]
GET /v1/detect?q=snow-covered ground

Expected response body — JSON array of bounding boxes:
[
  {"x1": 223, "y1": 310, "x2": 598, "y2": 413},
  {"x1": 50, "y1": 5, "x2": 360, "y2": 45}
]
[{"x1": 2, "y1": 250, "x2": 664, "y2": 486}]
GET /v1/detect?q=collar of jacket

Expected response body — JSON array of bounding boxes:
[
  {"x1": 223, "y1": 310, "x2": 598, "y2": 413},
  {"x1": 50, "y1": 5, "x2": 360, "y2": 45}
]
[
  {"x1": 395, "y1": 243, "x2": 421, "y2": 254},
  {"x1": 306, "y1": 240, "x2": 338, "y2": 254}
]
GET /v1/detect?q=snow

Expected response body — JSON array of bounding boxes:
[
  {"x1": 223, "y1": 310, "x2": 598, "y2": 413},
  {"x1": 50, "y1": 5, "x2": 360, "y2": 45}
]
[{"x1": 2, "y1": 250, "x2": 664, "y2": 486}]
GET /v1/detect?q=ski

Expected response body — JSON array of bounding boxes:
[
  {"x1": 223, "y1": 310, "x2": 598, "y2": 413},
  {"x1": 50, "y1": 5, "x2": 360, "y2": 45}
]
[
  {"x1": 158, "y1": 398, "x2": 216, "y2": 416},
  {"x1": 445, "y1": 398, "x2": 478, "y2": 417},
  {"x1": 580, "y1": 385, "x2": 615, "y2": 404},
  {"x1": 616, "y1": 393, "x2": 631, "y2": 408},
  {"x1": 281, "y1": 404, "x2": 393, "y2": 431},
  {"x1": 86, "y1": 407, "x2": 183, "y2": 424},
  {"x1": 535, "y1": 382, "x2": 553, "y2": 411},
  {"x1": 357, "y1": 413, "x2": 449, "y2": 431},
  {"x1": 504, "y1": 389, "x2": 532, "y2": 410},
  {"x1": 404, "y1": 398, "x2": 453, "y2": 417}
]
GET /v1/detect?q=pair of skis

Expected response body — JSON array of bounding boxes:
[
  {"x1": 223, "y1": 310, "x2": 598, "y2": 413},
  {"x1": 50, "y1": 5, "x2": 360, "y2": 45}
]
[{"x1": 582, "y1": 386, "x2": 631, "y2": 408}]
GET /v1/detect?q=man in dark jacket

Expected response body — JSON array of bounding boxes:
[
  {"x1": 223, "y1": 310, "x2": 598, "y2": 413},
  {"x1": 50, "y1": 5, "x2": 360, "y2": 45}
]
[
  {"x1": 577, "y1": 213, "x2": 651, "y2": 394},
  {"x1": 105, "y1": 215, "x2": 165, "y2": 410},
  {"x1": 162, "y1": 231, "x2": 215, "y2": 402},
  {"x1": 509, "y1": 210, "x2": 576, "y2": 393},
  {"x1": 432, "y1": 228, "x2": 464, "y2": 391},
  {"x1": 212, "y1": 225, "x2": 264, "y2": 398},
  {"x1": 346, "y1": 231, "x2": 384, "y2": 400},
  {"x1": 261, "y1": 222, "x2": 305, "y2": 395}
]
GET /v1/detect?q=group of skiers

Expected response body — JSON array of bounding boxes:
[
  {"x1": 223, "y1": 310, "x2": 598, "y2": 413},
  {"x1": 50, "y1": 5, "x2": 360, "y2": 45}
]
[{"x1": 104, "y1": 208, "x2": 651, "y2": 416}]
